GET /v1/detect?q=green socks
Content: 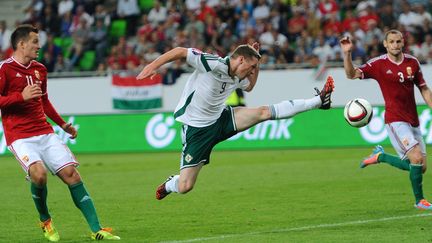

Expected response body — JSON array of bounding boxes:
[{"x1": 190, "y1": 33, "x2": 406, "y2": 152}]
[
  {"x1": 68, "y1": 182, "x2": 101, "y2": 233},
  {"x1": 30, "y1": 183, "x2": 50, "y2": 222},
  {"x1": 409, "y1": 164, "x2": 424, "y2": 204},
  {"x1": 378, "y1": 153, "x2": 410, "y2": 171},
  {"x1": 376, "y1": 152, "x2": 424, "y2": 203}
]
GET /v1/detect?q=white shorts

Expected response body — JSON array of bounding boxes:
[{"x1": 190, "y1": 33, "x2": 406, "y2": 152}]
[
  {"x1": 8, "y1": 133, "x2": 78, "y2": 175},
  {"x1": 386, "y1": 122, "x2": 426, "y2": 159}
]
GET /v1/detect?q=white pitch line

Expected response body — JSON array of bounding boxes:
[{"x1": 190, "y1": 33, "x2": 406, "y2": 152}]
[{"x1": 161, "y1": 213, "x2": 432, "y2": 243}]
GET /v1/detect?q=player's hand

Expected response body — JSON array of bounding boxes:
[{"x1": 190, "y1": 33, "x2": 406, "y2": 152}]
[
  {"x1": 62, "y1": 123, "x2": 77, "y2": 139},
  {"x1": 339, "y1": 36, "x2": 353, "y2": 53},
  {"x1": 21, "y1": 84, "x2": 42, "y2": 101},
  {"x1": 136, "y1": 65, "x2": 157, "y2": 80},
  {"x1": 251, "y1": 42, "x2": 260, "y2": 52}
]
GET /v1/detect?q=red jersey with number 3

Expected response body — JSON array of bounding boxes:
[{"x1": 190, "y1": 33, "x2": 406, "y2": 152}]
[
  {"x1": 0, "y1": 57, "x2": 64, "y2": 145},
  {"x1": 358, "y1": 53, "x2": 426, "y2": 127}
]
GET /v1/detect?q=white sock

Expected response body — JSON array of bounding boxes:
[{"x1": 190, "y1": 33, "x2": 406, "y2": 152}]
[
  {"x1": 269, "y1": 96, "x2": 321, "y2": 119},
  {"x1": 165, "y1": 175, "x2": 179, "y2": 193}
]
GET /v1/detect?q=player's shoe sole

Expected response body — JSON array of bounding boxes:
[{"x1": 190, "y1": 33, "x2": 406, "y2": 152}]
[
  {"x1": 360, "y1": 145, "x2": 384, "y2": 168},
  {"x1": 156, "y1": 175, "x2": 174, "y2": 200},
  {"x1": 315, "y1": 75, "x2": 335, "y2": 110}
]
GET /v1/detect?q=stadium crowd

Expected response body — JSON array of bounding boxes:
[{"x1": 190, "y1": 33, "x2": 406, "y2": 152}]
[{"x1": 1, "y1": 0, "x2": 432, "y2": 75}]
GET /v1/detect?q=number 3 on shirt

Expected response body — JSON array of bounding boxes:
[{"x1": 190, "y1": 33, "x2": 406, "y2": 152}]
[{"x1": 398, "y1": 72, "x2": 404, "y2": 83}]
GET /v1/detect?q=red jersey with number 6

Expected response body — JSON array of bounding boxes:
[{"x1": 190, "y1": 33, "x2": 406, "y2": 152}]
[
  {"x1": 357, "y1": 53, "x2": 426, "y2": 127},
  {"x1": 0, "y1": 57, "x2": 65, "y2": 145}
]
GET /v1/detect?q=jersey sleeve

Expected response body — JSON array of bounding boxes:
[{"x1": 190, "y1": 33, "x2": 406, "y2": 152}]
[
  {"x1": 186, "y1": 48, "x2": 222, "y2": 73},
  {"x1": 239, "y1": 79, "x2": 250, "y2": 90},
  {"x1": 0, "y1": 65, "x2": 24, "y2": 108},
  {"x1": 357, "y1": 61, "x2": 378, "y2": 80},
  {"x1": 414, "y1": 61, "x2": 426, "y2": 88},
  {"x1": 41, "y1": 68, "x2": 65, "y2": 126}
]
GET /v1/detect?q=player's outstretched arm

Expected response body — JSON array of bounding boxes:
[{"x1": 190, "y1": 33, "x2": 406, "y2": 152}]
[
  {"x1": 136, "y1": 47, "x2": 188, "y2": 80},
  {"x1": 420, "y1": 85, "x2": 432, "y2": 108},
  {"x1": 340, "y1": 36, "x2": 361, "y2": 79}
]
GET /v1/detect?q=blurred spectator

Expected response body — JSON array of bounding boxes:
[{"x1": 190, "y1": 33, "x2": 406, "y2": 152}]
[
  {"x1": 68, "y1": 18, "x2": 91, "y2": 69},
  {"x1": 421, "y1": 34, "x2": 432, "y2": 63},
  {"x1": 288, "y1": 7, "x2": 307, "y2": 41},
  {"x1": 89, "y1": 19, "x2": 108, "y2": 66},
  {"x1": 94, "y1": 4, "x2": 111, "y2": 27},
  {"x1": 312, "y1": 35, "x2": 334, "y2": 62},
  {"x1": 0, "y1": 21, "x2": 12, "y2": 52},
  {"x1": 342, "y1": 9, "x2": 358, "y2": 31},
  {"x1": 59, "y1": 11, "x2": 73, "y2": 37},
  {"x1": 40, "y1": 5, "x2": 60, "y2": 35},
  {"x1": 70, "y1": 5, "x2": 93, "y2": 32},
  {"x1": 398, "y1": 3, "x2": 421, "y2": 33},
  {"x1": 196, "y1": 0, "x2": 216, "y2": 22},
  {"x1": 260, "y1": 23, "x2": 288, "y2": 52},
  {"x1": 358, "y1": 5, "x2": 379, "y2": 32},
  {"x1": 316, "y1": 0, "x2": 339, "y2": 20},
  {"x1": 378, "y1": 3, "x2": 396, "y2": 29},
  {"x1": 35, "y1": 21, "x2": 47, "y2": 47},
  {"x1": 117, "y1": 0, "x2": 140, "y2": 36},
  {"x1": 253, "y1": 0, "x2": 270, "y2": 21},
  {"x1": 53, "y1": 54, "x2": 70, "y2": 72},
  {"x1": 236, "y1": 10, "x2": 256, "y2": 38},
  {"x1": 58, "y1": 0, "x2": 74, "y2": 17},
  {"x1": 40, "y1": 33, "x2": 62, "y2": 72},
  {"x1": 234, "y1": 0, "x2": 254, "y2": 20},
  {"x1": 148, "y1": 1, "x2": 168, "y2": 26}
]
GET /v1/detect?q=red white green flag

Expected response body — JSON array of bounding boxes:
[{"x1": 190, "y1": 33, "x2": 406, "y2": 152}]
[{"x1": 112, "y1": 74, "x2": 162, "y2": 110}]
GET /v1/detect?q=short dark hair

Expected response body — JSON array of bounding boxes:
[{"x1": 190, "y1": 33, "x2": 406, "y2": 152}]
[
  {"x1": 11, "y1": 24, "x2": 38, "y2": 50},
  {"x1": 384, "y1": 29, "x2": 403, "y2": 41},
  {"x1": 231, "y1": 44, "x2": 261, "y2": 60}
]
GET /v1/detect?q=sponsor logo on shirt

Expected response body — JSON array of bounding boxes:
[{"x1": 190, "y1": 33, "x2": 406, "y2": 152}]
[
  {"x1": 386, "y1": 69, "x2": 393, "y2": 74},
  {"x1": 16, "y1": 72, "x2": 22, "y2": 77},
  {"x1": 22, "y1": 155, "x2": 29, "y2": 162}
]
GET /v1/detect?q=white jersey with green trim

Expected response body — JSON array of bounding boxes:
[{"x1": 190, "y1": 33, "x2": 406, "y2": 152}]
[{"x1": 173, "y1": 48, "x2": 250, "y2": 127}]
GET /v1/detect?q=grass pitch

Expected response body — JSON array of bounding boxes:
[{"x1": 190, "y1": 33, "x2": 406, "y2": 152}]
[{"x1": 1, "y1": 147, "x2": 432, "y2": 242}]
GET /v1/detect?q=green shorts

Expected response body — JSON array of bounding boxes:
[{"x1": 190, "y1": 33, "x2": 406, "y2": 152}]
[{"x1": 180, "y1": 106, "x2": 237, "y2": 169}]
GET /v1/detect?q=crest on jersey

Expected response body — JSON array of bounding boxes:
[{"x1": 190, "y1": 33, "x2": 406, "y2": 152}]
[
  {"x1": 191, "y1": 48, "x2": 202, "y2": 55},
  {"x1": 22, "y1": 155, "x2": 29, "y2": 162},
  {"x1": 406, "y1": 66, "x2": 413, "y2": 80},
  {"x1": 185, "y1": 154, "x2": 193, "y2": 163},
  {"x1": 34, "y1": 70, "x2": 40, "y2": 80}
]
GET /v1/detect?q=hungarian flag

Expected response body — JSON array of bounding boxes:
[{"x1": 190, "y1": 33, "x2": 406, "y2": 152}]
[{"x1": 112, "y1": 74, "x2": 162, "y2": 110}]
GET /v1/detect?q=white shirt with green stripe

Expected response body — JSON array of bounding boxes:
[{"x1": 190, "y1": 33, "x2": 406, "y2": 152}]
[{"x1": 174, "y1": 48, "x2": 250, "y2": 127}]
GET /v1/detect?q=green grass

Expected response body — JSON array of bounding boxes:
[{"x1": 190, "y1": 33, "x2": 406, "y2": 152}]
[{"x1": 2, "y1": 147, "x2": 432, "y2": 242}]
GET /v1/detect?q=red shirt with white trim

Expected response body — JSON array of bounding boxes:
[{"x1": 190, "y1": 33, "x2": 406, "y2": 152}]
[
  {"x1": 0, "y1": 57, "x2": 66, "y2": 145},
  {"x1": 358, "y1": 53, "x2": 426, "y2": 127}
]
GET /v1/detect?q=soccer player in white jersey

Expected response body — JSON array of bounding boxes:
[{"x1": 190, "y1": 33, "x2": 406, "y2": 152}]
[{"x1": 137, "y1": 43, "x2": 334, "y2": 200}]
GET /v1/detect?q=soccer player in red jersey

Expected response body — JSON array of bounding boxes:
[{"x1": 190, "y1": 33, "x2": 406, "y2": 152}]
[
  {"x1": 340, "y1": 30, "x2": 432, "y2": 210},
  {"x1": 0, "y1": 25, "x2": 120, "y2": 241}
]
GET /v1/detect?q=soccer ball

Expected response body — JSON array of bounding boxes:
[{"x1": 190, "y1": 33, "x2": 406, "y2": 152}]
[{"x1": 344, "y1": 98, "x2": 373, "y2": 128}]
